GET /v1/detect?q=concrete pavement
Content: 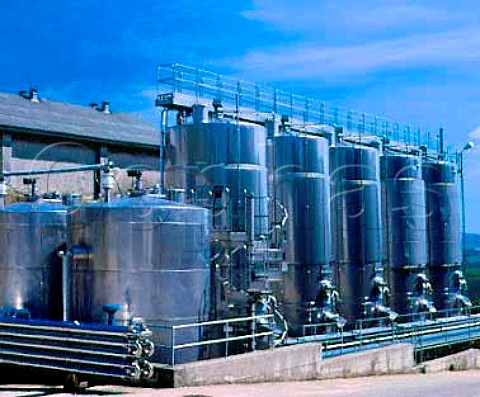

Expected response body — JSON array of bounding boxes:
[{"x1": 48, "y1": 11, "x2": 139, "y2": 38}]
[{"x1": 1, "y1": 370, "x2": 480, "y2": 397}]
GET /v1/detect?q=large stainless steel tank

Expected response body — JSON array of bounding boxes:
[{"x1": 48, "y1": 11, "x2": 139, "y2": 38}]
[
  {"x1": 275, "y1": 134, "x2": 335, "y2": 331},
  {"x1": 330, "y1": 144, "x2": 390, "y2": 322},
  {"x1": 0, "y1": 200, "x2": 67, "y2": 319},
  {"x1": 381, "y1": 154, "x2": 434, "y2": 314},
  {"x1": 167, "y1": 108, "x2": 269, "y2": 319},
  {"x1": 422, "y1": 160, "x2": 468, "y2": 310},
  {"x1": 167, "y1": 110, "x2": 269, "y2": 237},
  {"x1": 68, "y1": 194, "x2": 211, "y2": 326}
]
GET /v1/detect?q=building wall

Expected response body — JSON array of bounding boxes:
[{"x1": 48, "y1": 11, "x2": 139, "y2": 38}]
[{"x1": 1, "y1": 131, "x2": 160, "y2": 201}]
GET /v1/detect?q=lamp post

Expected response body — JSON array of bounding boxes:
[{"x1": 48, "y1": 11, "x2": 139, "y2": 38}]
[{"x1": 459, "y1": 142, "x2": 474, "y2": 273}]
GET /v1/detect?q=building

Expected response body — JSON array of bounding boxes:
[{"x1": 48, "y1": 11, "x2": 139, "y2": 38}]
[{"x1": 0, "y1": 89, "x2": 160, "y2": 199}]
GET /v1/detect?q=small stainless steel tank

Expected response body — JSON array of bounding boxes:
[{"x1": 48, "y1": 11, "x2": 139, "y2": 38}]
[
  {"x1": 330, "y1": 144, "x2": 392, "y2": 322},
  {"x1": 381, "y1": 154, "x2": 434, "y2": 315},
  {"x1": 274, "y1": 134, "x2": 335, "y2": 332},
  {"x1": 68, "y1": 194, "x2": 211, "y2": 325},
  {"x1": 422, "y1": 160, "x2": 468, "y2": 310},
  {"x1": 0, "y1": 200, "x2": 67, "y2": 319}
]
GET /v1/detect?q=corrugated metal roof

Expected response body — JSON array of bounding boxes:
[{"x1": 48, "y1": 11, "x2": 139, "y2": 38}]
[{"x1": 0, "y1": 93, "x2": 159, "y2": 147}]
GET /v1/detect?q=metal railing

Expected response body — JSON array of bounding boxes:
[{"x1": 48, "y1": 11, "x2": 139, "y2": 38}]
[
  {"x1": 151, "y1": 314, "x2": 275, "y2": 367},
  {"x1": 319, "y1": 306, "x2": 480, "y2": 357},
  {"x1": 157, "y1": 63, "x2": 459, "y2": 157}
]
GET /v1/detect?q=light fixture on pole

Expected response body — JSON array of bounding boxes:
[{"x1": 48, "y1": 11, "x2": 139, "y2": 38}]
[{"x1": 459, "y1": 142, "x2": 474, "y2": 273}]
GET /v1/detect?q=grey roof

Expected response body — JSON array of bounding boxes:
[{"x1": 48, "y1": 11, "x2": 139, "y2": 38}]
[{"x1": 0, "y1": 93, "x2": 159, "y2": 148}]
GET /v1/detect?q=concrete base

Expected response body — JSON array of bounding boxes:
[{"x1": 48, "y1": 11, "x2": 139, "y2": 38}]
[
  {"x1": 173, "y1": 343, "x2": 321, "y2": 387},
  {"x1": 421, "y1": 349, "x2": 480, "y2": 373},
  {"x1": 318, "y1": 344, "x2": 416, "y2": 379},
  {"x1": 166, "y1": 343, "x2": 415, "y2": 387}
]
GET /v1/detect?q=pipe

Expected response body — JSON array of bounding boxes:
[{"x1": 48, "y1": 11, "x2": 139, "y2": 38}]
[
  {"x1": 439, "y1": 127, "x2": 444, "y2": 157},
  {"x1": 225, "y1": 187, "x2": 232, "y2": 230},
  {"x1": 245, "y1": 193, "x2": 255, "y2": 243},
  {"x1": 0, "y1": 179, "x2": 7, "y2": 208},
  {"x1": 250, "y1": 300, "x2": 257, "y2": 351},
  {"x1": 101, "y1": 167, "x2": 114, "y2": 203},
  {"x1": 23, "y1": 178, "x2": 38, "y2": 201},
  {"x1": 135, "y1": 174, "x2": 143, "y2": 191},
  {"x1": 160, "y1": 108, "x2": 168, "y2": 194},
  {"x1": 58, "y1": 250, "x2": 71, "y2": 322},
  {"x1": 461, "y1": 154, "x2": 466, "y2": 274},
  {"x1": 0, "y1": 317, "x2": 155, "y2": 382},
  {"x1": 4, "y1": 163, "x2": 105, "y2": 177}
]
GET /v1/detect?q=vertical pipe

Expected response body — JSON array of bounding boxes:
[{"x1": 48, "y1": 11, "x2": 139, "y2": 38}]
[
  {"x1": 0, "y1": 179, "x2": 7, "y2": 208},
  {"x1": 30, "y1": 179, "x2": 38, "y2": 201},
  {"x1": 439, "y1": 128, "x2": 444, "y2": 158},
  {"x1": 171, "y1": 328, "x2": 175, "y2": 367},
  {"x1": 235, "y1": 95, "x2": 241, "y2": 229},
  {"x1": 59, "y1": 251, "x2": 71, "y2": 322},
  {"x1": 160, "y1": 109, "x2": 167, "y2": 194},
  {"x1": 225, "y1": 319, "x2": 230, "y2": 358},
  {"x1": 225, "y1": 187, "x2": 232, "y2": 231},
  {"x1": 250, "y1": 301, "x2": 257, "y2": 351},
  {"x1": 101, "y1": 165, "x2": 113, "y2": 203},
  {"x1": 246, "y1": 193, "x2": 255, "y2": 244},
  {"x1": 460, "y1": 154, "x2": 466, "y2": 274}
]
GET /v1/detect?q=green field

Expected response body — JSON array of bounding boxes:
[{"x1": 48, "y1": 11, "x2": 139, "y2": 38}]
[{"x1": 465, "y1": 234, "x2": 480, "y2": 304}]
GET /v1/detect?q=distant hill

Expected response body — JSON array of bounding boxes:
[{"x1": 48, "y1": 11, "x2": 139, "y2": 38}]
[
  {"x1": 465, "y1": 233, "x2": 480, "y2": 303},
  {"x1": 465, "y1": 233, "x2": 480, "y2": 269},
  {"x1": 466, "y1": 233, "x2": 480, "y2": 252}
]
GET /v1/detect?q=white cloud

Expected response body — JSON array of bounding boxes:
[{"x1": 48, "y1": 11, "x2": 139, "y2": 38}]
[
  {"x1": 468, "y1": 126, "x2": 480, "y2": 140},
  {"x1": 241, "y1": 1, "x2": 467, "y2": 37},
  {"x1": 224, "y1": 27, "x2": 480, "y2": 81}
]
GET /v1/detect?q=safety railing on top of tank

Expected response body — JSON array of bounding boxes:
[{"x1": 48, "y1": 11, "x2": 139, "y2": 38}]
[
  {"x1": 149, "y1": 314, "x2": 275, "y2": 367},
  {"x1": 156, "y1": 63, "x2": 455, "y2": 155}
]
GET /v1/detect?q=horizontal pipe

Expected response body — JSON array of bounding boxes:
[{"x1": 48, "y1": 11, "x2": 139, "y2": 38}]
[
  {"x1": 0, "y1": 331, "x2": 130, "y2": 349},
  {"x1": 3, "y1": 163, "x2": 105, "y2": 177},
  {"x1": 0, "y1": 358, "x2": 130, "y2": 380},
  {"x1": 0, "y1": 339, "x2": 133, "y2": 359},
  {"x1": 0, "y1": 349, "x2": 133, "y2": 370},
  {"x1": 0, "y1": 320, "x2": 135, "y2": 337},
  {"x1": 0, "y1": 319, "x2": 155, "y2": 382}
]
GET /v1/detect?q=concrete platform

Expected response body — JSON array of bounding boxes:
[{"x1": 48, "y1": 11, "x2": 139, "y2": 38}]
[{"x1": 162, "y1": 343, "x2": 415, "y2": 387}]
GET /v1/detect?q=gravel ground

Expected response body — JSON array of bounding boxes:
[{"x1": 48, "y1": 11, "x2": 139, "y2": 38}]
[{"x1": 1, "y1": 371, "x2": 480, "y2": 397}]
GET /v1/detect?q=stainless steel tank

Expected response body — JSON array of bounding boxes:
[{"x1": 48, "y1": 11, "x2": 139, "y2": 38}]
[
  {"x1": 0, "y1": 200, "x2": 67, "y2": 319},
  {"x1": 68, "y1": 194, "x2": 210, "y2": 325},
  {"x1": 381, "y1": 154, "x2": 434, "y2": 315},
  {"x1": 422, "y1": 160, "x2": 469, "y2": 310},
  {"x1": 166, "y1": 110, "x2": 269, "y2": 237},
  {"x1": 166, "y1": 108, "x2": 269, "y2": 320},
  {"x1": 275, "y1": 134, "x2": 337, "y2": 332},
  {"x1": 330, "y1": 144, "x2": 392, "y2": 322},
  {"x1": 68, "y1": 194, "x2": 211, "y2": 363}
]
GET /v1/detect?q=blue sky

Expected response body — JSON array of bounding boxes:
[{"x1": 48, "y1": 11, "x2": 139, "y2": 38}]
[{"x1": 2, "y1": 0, "x2": 480, "y2": 230}]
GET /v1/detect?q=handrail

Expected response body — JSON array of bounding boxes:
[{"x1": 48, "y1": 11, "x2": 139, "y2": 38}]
[{"x1": 156, "y1": 63, "x2": 459, "y2": 159}]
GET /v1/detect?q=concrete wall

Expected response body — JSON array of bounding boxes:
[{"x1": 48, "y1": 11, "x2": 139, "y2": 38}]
[
  {"x1": 9, "y1": 158, "x2": 96, "y2": 197},
  {"x1": 173, "y1": 343, "x2": 322, "y2": 387},
  {"x1": 421, "y1": 349, "x2": 480, "y2": 373},
  {"x1": 317, "y1": 344, "x2": 415, "y2": 379},
  {"x1": 171, "y1": 343, "x2": 415, "y2": 388}
]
